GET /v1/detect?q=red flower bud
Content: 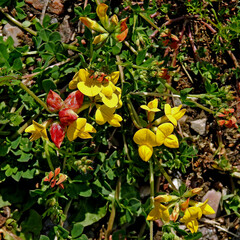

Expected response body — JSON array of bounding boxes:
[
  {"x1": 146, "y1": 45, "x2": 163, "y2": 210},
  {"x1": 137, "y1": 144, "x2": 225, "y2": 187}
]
[
  {"x1": 50, "y1": 122, "x2": 66, "y2": 148},
  {"x1": 64, "y1": 90, "x2": 84, "y2": 111},
  {"x1": 46, "y1": 90, "x2": 64, "y2": 112},
  {"x1": 59, "y1": 108, "x2": 78, "y2": 126},
  {"x1": 218, "y1": 120, "x2": 225, "y2": 126}
]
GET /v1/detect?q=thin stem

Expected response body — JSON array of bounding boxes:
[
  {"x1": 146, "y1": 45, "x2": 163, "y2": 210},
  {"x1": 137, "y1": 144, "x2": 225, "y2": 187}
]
[
  {"x1": 44, "y1": 140, "x2": 55, "y2": 171},
  {"x1": 158, "y1": 163, "x2": 178, "y2": 191},
  {"x1": 126, "y1": 96, "x2": 142, "y2": 129},
  {"x1": 149, "y1": 159, "x2": 154, "y2": 240},
  {"x1": 105, "y1": 177, "x2": 121, "y2": 239},
  {"x1": 123, "y1": 41, "x2": 138, "y2": 55},
  {"x1": 0, "y1": 8, "x2": 37, "y2": 36},
  {"x1": 139, "y1": 12, "x2": 161, "y2": 32},
  {"x1": 60, "y1": 199, "x2": 73, "y2": 227},
  {"x1": 19, "y1": 82, "x2": 50, "y2": 112}
]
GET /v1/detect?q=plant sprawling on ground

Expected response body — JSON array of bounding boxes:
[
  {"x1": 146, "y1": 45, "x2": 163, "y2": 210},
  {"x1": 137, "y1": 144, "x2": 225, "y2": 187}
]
[{"x1": 0, "y1": 0, "x2": 239, "y2": 239}]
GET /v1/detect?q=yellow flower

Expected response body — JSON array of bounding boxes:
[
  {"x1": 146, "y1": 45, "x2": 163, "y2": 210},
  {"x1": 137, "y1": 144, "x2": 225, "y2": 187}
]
[
  {"x1": 180, "y1": 199, "x2": 215, "y2": 233},
  {"x1": 79, "y1": 17, "x2": 107, "y2": 33},
  {"x1": 77, "y1": 69, "x2": 102, "y2": 97},
  {"x1": 141, "y1": 99, "x2": 160, "y2": 122},
  {"x1": 180, "y1": 207, "x2": 201, "y2": 233},
  {"x1": 147, "y1": 202, "x2": 170, "y2": 222},
  {"x1": 80, "y1": 3, "x2": 128, "y2": 44},
  {"x1": 133, "y1": 129, "x2": 157, "y2": 162},
  {"x1": 25, "y1": 120, "x2": 49, "y2": 141},
  {"x1": 69, "y1": 69, "x2": 121, "y2": 108},
  {"x1": 164, "y1": 104, "x2": 186, "y2": 126},
  {"x1": 194, "y1": 199, "x2": 215, "y2": 215},
  {"x1": 67, "y1": 118, "x2": 96, "y2": 141},
  {"x1": 95, "y1": 105, "x2": 122, "y2": 127},
  {"x1": 156, "y1": 123, "x2": 179, "y2": 148}
]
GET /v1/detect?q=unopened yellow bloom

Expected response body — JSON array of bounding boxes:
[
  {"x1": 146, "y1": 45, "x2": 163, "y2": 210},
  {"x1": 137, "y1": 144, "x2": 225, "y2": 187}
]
[
  {"x1": 67, "y1": 118, "x2": 96, "y2": 141},
  {"x1": 147, "y1": 202, "x2": 170, "y2": 222},
  {"x1": 133, "y1": 129, "x2": 157, "y2": 162},
  {"x1": 154, "y1": 194, "x2": 178, "y2": 203},
  {"x1": 80, "y1": 17, "x2": 107, "y2": 33},
  {"x1": 25, "y1": 120, "x2": 48, "y2": 141},
  {"x1": 141, "y1": 99, "x2": 160, "y2": 122},
  {"x1": 164, "y1": 104, "x2": 186, "y2": 126},
  {"x1": 95, "y1": 105, "x2": 122, "y2": 127},
  {"x1": 156, "y1": 123, "x2": 179, "y2": 148}
]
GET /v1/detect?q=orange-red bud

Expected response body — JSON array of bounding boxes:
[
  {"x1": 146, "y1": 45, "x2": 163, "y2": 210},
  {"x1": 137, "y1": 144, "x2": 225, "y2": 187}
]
[{"x1": 46, "y1": 90, "x2": 64, "y2": 112}]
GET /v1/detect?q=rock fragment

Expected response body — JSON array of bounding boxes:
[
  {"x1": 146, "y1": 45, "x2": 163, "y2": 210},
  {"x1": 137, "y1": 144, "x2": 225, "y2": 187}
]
[
  {"x1": 190, "y1": 118, "x2": 207, "y2": 135},
  {"x1": 3, "y1": 23, "x2": 23, "y2": 47}
]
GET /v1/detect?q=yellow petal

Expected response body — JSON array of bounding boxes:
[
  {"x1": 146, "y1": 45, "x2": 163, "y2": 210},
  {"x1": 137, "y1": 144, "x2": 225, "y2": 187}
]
[
  {"x1": 77, "y1": 80, "x2": 102, "y2": 97},
  {"x1": 133, "y1": 129, "x2": 157, "y2": 147},
  {"x1": 155, "y1": 194, "x2": 178, "y2": 202},
  {"x1": 25, "y1": 124, "x2": 35, "y2": 133},
  {"x1": 148, "y1": 99, "x2": 159, "y2": 110},
  {"x1": 164, "y1": 134, "x2": 179, "y2": 148},
  {"x1": 164, "y1": 104, "x2": 172, "y2": 115},
  {"x1": 171, "y1": 105, "x2": 182, "y2": 115},
  {"x1": 69, "y1": 72, "x2": 79, "y2": 89},
  {"x1": 96, "y1": 3, "x2": 109, "y2": 29},
  {"x1": 140, "y1": 105, "x2": 150, "y2": 111},
  {"x1": 110, "y1": 15, "x2": 119, "y2": 26},
  {"x1": 138, "y1": 145, "x2": 153, "y2": 162},
  {"x1": 80, "y1": 17, "x2": 107, "y2": 33},
  {"x1": 157, "y1": 123, "x2": 174, "y2": 136},
  {"x1": 83, "y1": 123, "x2": 97, "y2": 133},
  {"x1": 95, "y1": 107, "x2": 107, "y2": 125},
  {"x1": 108, "y1": 114, "x2": 122, "y2": 127},
  {"x1": 100, "y1": 93, "x2": 119, "y2": 108},
  {"x1": 67, "y1": 118, "x2": 86, "y2": 141},
  {"x1": 92, "y1": 33, "x2": 109, "y2": 44},
  {"x1": 147, "y1": 203, "x2": 162, "y2": 221},
  {"x1": 186, "y1": 218, "x2": 199, "y2": 233},
  {"x1": 101, "y1": 84, "x2": 114, "y2": 97},
  {"x1": 78, "y1": 69, "x2": 90, "y2": 83},
  {"x1": 174, "y1": 109, "x2": 186, "y2": 120},
  {"x1": 109, "y1": 71, "x2": 119, "y2": 85},
  {"x1": 78, "y1": 131, "x2": 93, "y2": 139}
]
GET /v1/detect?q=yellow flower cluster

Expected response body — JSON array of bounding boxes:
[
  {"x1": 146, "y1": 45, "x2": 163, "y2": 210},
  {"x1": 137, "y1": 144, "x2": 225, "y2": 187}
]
[
  {"x1": 80, "y1": 3, "x2": 128, "y2": 44},
  {"x1": 133, "y1": 99, "x2": 186, "y2": 161},
  {"x1": 69, "y1": 69, "x2": 122, "y2": 127},
  {"x1": 147, "y1": 188, "x2": 215, "y2": 233}
]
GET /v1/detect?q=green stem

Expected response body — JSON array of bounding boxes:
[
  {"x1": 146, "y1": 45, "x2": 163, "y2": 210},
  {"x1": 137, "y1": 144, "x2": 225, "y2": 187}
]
[
  {"x1": 139, "y1": 12, "x2": 162, "y2": 32},
  {"x1": 164, "y1": 83, "x2": 179, "y2": 94},
  {"x1": 105, "y1": 177, "x2": 121, "y2": 239},
  {"x1": 44, "y1": 140, "x2": 54, "y2": 171},
  {"x1": 0, "y1": 8, "x2": 37, "y2": 36},
  {"x1": 126, "y1": 96, "x2": 142, "y2": 129},
  {"x1": 61, "y1": 199, "x2": 72, "y2": 227},
  {"x1": 123, "y1": 41, "x2": 138, "y2": 55},
  {"x1": 19, "y1": 82, "x2": 50, "y2": 112},
  {"x1": 62, "y1": 43, "x2": 81, "y2": 52},
  {"x1": 158, "y1": 163, "x2": 177, "y2": 191},
  {"x1": 149, "y1": 159, "x2": 154, "y2": 240}
]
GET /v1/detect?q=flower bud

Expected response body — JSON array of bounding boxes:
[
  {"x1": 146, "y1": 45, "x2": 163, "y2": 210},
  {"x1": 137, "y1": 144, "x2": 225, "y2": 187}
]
[
  {"x1": 64, "y1": 90, "x2": 84, "y2": 111},
  {"x1": 50, "y1": 122, "x2": 66, "y2": 149},
  {"x1": 59, "y1": 108, "x2": 78, "y2": 126},
  {"x1": 46, "y1": 90, "x2": 64, "y2": 112},
  {"x1": 180, "y1": 198, "x2": 190, "y2": 211},
  {"x1": 182, "y1": 188, "x2": 202, "y2": 198}
]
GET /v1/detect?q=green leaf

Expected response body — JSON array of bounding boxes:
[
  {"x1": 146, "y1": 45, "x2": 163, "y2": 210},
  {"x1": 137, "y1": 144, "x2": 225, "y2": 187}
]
[
  {"x1": 22, "y1": 169, "x2": 35, "y2": 179},
  {"x1": 18, "y1": 152, "x2": 32, "y2": 162},
  {"x1": 39, "y1": 29, "x2": 51, "y2": 42},
  {"x1": 136, "y1": 49, "x2": 147, "y2": 65},
  {"x1": 39, "y1": 236, "x2": 50, "y2": 240},
  {"x1": 180, "y1": 87, "x2": 193, "y2": 101},
  {"x1": 0, "y1": 142, "x2": 11, "y2": 156},
  {"x1": 112, "y1": 42, "x2": 122, "y2": 55},
  {"x1": 0, "y1": 43, "x2": 9, "y2": 60},
  {"x1": 71, "y1": 222, "x2": 84, "y2": 238},
  {"x1": 43, "y1": 15, "x2": 51, "y2": 28},
  {"x1": 42, "y1": 79, "x2": 57, "y2": 93},
  {"x1": 0, "y1": 195, "x2": 11, "y2": 208},
  {"x1": 11, "y1": 136, "x2": 21, "y2": 149},
  {"x1": 22, "y1": 20, "x2": 31, "y2": 28},
  {"x1": 49, "y1": 32, "x2": 61, "y2": 42},
  {"x1": 21, "y1": 209, "x2": 42, "y2": 236}
]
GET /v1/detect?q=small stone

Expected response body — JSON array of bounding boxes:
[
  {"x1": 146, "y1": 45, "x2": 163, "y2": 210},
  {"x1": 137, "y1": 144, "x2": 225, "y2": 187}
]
[
  {"x1": 190, "y1": 118, "x2": 207, "y2": 135},
  {"x1": 48, "y1": 0, "x2": 64, "y2": 15},
  {"x1": 3, "y1": 23, "x2": 23, "y2": 47},
  {"x1": 59, "y1": 16, "x2": 72, "y2": 43},
  {"x1": 202, "y1": 189, "x2": 221, "y2": 219},
  {"x1": 25, "y1": 0, "x2": 45, "y2": 10}
]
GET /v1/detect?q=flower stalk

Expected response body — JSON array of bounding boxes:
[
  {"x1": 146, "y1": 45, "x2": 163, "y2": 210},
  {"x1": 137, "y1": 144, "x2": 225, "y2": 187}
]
[
  {"x1": 149, "y1": 158, "x2": 154, "y2": 240},
  {"x1": 19, "y1": 82, "x2": 50, "y2": 112}
]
